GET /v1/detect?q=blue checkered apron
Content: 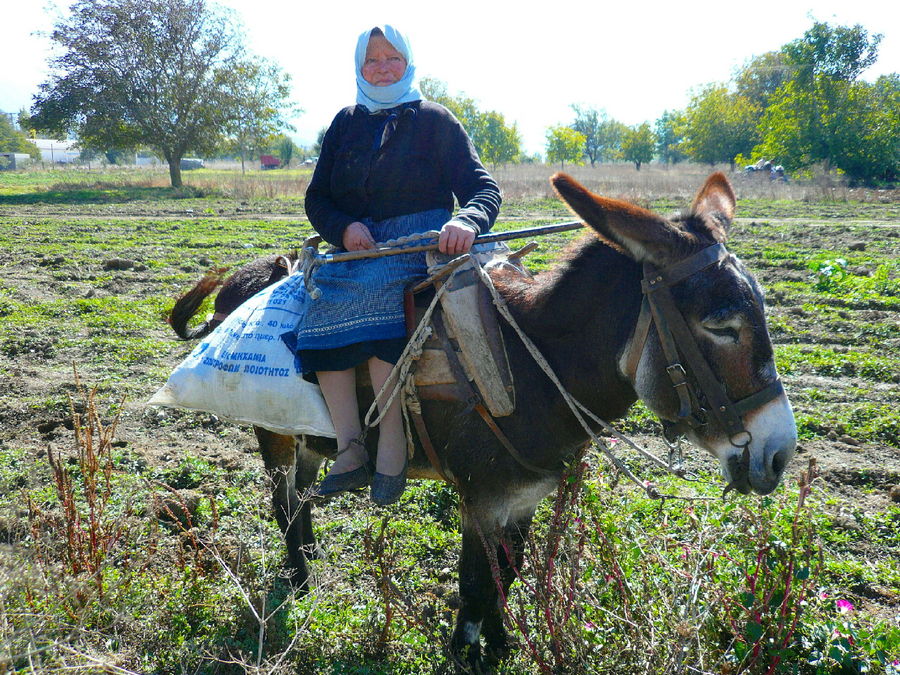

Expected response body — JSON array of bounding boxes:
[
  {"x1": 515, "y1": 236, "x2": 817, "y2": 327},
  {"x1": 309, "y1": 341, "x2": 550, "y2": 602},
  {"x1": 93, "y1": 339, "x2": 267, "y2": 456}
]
[{"x1": 287, "y1": 209, "x2": 448, "y2": 350}]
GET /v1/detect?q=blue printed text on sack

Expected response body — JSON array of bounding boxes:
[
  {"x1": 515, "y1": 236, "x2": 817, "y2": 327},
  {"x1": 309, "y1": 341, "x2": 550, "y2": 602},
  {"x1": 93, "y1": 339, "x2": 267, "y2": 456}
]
[
  {"x1": 242, "y1": 364, "x2": 290, "y2": 377},
  {"x1": 220, "y1": 350, "x2": 266, "y2": 363},
  {"x1": 202, "y1": 356, "x2": 241, "y2": 372}
]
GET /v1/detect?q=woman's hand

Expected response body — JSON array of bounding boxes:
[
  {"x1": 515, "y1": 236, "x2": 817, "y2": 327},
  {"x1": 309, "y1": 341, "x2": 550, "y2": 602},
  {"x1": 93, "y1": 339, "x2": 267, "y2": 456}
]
[
  {"x1": 438, "y1": 220, "x2": 478, "y2": 255},
  {"x1": 342, "y1": 222, "x2": 376, "y2": 251}
]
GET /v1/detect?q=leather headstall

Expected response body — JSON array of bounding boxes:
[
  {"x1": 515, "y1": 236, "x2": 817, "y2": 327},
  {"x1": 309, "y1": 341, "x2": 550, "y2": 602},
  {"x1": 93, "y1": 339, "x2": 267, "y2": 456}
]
[{"x1": 624, "y1": 242, "x2": 785, "y2": 449}]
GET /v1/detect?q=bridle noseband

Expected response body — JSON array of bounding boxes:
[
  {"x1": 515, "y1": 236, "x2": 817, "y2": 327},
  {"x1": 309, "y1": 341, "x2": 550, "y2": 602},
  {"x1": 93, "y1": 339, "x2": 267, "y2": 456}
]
[{"x1": 624, "y1": 243, "x2": 785, "y2": 450}]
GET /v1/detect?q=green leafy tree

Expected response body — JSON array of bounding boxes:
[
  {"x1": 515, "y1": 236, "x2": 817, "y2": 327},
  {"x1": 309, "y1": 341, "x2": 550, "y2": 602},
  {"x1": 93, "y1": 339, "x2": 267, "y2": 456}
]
[
  {"x1": 570, "y1": 104, "x2": 606, "y2": 166},
  {"x1": 571, "y1": 105, "x2": 628, "y2": 163},
  {"x1": 752, "y1": 22, "x2": 893, "y2": 183},
  {"x1": 597, "y1": 118, "x2": 629, "y2": 162},
  {"x1": 420, "y1": 77, "x2": 519, "y2": 166},
  {"x1": 621, "y1": 123, "x2": 656, "y2": 170},
  {"x1": 757, "y1": 75, "x2": 897, "y2": 182},
  {"x1": 545, "y1": 125, "x2": 586, "y2": 168},
  {"x1": 479, "y1": 111, "x2": 521, "y2": 168},
  {"x1": 223, "y1": 57, "x2": 296, "y2": 174},
  {"x1": 419, "y1": 77, "x2": 486, "y2": 146},
  {"x1": 30, "y1": 0, "x2": 295, "y2": 187},
  {"x1": 782, "y1": 22, "x2": 881, "y2": 83},
  {"x1": 276, "y1": 135, "x2": 296, "y2": 167},
  {"x1": 655, "y1": 110, "x2": 687, "y2": 165},
  {"x1": 681, "y1": 84, "x2": 757, "y2": 168},
  {"x1": 734, "y1": 51, "x2": 794, "y2": 113},
  {"x1": 0, "y1": 115, "x2": 40, "y2": 158}
]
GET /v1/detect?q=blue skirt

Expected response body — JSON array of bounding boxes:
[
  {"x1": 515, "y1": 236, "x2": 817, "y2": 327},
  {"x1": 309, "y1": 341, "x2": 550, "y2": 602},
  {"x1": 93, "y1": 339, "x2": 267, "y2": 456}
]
[{"x1": 282, "y1": 209, "x2": 448, "y2": 375}]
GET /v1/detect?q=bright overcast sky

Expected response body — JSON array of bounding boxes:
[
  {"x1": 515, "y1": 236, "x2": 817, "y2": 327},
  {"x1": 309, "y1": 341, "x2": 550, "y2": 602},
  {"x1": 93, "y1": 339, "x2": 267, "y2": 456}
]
[{"x1": 1, "y1": 0, "x2": 897, "y2": 155}]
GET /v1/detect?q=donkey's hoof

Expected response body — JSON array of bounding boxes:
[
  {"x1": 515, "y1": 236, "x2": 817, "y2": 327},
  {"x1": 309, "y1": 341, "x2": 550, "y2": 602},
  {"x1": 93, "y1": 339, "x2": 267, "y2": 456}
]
[{"x1": 451, "y1": 636, "x2": 485, "y2": 674}]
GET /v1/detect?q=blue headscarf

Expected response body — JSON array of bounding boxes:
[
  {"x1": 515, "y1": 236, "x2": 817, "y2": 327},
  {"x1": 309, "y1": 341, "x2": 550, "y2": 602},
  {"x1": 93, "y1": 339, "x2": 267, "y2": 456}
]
[{"x1": 355, "y1": 25, "x2": 422, "y2": 112}]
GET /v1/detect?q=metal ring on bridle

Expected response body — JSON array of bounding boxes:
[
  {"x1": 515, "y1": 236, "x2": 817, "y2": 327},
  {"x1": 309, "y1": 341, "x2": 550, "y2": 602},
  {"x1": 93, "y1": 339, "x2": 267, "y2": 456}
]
[{"x1": 730, "y1": 430, "x2": 752, "y2": 449}]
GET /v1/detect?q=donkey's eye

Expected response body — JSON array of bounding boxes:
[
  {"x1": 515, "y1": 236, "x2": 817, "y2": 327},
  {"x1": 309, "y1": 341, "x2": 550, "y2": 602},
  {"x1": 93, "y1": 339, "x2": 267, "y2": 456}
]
[
  {"x1": 701, "y1": 314, "x2": 742, "y2": 343},
  {"x1": 707, "y1": 326, "x2": 740, "y2": 343},
  {"x1": 703, "y1": 319, "x2": 741, "y2": 343}
]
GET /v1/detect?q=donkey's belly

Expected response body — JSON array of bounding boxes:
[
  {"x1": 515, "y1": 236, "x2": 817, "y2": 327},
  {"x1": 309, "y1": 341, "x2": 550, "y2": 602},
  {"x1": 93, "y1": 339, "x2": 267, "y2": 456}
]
[{"x1": 478, "y1": 476, "x2": 560, "y2": 527}]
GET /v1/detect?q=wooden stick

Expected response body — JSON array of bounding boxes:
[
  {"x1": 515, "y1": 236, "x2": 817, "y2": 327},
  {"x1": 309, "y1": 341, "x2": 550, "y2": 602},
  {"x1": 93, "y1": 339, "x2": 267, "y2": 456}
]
[{"x1": 317, "y1": 221, "x2": 584, "y2": 264}]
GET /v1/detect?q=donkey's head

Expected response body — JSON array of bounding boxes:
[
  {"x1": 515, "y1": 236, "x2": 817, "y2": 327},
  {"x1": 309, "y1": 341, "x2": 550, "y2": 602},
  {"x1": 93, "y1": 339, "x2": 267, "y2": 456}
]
[{"x1": 551, "y1": 172, "x2": 797, "y2": 495}]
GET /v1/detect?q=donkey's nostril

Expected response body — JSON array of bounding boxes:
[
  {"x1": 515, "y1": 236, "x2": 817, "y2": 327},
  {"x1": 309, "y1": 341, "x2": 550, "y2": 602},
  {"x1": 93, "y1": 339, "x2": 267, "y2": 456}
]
[{"x1": 771, "y1": 449, "x2": 788, "y2": 476}]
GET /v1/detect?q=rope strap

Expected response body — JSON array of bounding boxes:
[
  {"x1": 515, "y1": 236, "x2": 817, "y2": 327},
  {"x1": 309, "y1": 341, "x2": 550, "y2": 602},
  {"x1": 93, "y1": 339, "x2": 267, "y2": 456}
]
[{"x1": 469, "y1": 262, "x2": 696, "y2": 499}]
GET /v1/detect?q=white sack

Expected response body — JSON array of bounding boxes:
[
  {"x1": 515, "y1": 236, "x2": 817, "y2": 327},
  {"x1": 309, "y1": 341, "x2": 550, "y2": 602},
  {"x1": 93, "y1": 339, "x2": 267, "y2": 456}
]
[{"x1": 148, "y1": 273, "x2": 336, "y2": 437}]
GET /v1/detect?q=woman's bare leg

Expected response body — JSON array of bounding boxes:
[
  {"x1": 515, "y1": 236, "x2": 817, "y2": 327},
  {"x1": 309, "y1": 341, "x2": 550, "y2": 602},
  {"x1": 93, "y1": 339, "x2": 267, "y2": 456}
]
[
  {"x1": 368, "y1": 357, "x2": 406, "y2": 476},
  {"x1": 316, "y1": 368, "x2": 366, "y2": 474}
]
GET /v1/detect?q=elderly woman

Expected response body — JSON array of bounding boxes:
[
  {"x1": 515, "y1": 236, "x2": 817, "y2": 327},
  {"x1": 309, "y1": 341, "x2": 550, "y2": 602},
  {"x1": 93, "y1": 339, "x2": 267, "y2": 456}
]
[{"x1": 290, "y1": 25, "x2": 501, "y2": 505}]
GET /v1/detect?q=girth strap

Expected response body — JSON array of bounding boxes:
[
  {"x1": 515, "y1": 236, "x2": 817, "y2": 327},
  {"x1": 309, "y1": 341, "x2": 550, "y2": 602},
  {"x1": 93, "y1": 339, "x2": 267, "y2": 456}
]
[{"x1": 407, "y1": 391, "x2": 456, "y2": 486}]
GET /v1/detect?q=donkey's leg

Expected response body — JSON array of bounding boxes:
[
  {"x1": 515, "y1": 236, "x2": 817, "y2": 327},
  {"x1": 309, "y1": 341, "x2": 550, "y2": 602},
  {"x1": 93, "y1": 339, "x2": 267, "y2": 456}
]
[
  {"x1": 294, "y1": 435, "x2": 325, "y2": 560},
  {"x1": 482, "y1": 512, "x2": 534, "y2": 662},
  {"x1": 450, "y1": 505, "x2": 506, "y2": 671},
  {"x1": 255, "y1": 427, "x2": 320, "y2": 591}
]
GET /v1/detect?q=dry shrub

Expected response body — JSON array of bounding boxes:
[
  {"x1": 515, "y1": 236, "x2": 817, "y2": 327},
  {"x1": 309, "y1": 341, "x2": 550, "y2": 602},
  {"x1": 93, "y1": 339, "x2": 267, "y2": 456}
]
[{"x1": 478, "y1": 457, "x2": 823, "y2": 674}]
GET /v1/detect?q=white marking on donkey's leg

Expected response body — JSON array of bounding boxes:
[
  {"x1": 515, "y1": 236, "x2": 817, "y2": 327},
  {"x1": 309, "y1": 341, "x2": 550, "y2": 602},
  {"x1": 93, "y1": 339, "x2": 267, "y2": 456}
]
[{"x1": 462, "y1": 620, "x2": 483, "y2": 645}]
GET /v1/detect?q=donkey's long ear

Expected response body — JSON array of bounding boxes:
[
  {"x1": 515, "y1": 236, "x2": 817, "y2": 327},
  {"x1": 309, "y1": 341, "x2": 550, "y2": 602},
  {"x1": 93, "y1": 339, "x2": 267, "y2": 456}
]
[
  {"x1": 690, "y1": 172, "x2": 735, "y2": 240},
  {"x1": 551, "y1": 173, "x2": 691, "y2": 265}
]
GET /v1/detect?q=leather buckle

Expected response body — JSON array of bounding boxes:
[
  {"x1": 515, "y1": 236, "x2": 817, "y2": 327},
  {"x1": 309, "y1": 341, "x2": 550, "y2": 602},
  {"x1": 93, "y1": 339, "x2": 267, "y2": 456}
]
[{"x1": 666, "y1": 363, "x2": 688, "y2": 387}]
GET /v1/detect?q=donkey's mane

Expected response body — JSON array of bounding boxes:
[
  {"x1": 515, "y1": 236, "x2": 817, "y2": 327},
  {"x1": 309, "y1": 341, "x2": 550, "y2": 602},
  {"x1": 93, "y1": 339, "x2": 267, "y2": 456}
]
[{"x1": 492, "y1": 233, "x2": 613, "y2": 307}]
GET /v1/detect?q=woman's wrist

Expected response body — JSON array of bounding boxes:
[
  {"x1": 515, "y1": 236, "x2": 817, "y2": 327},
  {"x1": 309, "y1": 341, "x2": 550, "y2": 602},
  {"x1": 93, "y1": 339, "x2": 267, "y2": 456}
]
[{"x1": 448, "y1": 219, "x2": 479, "y2": 235}]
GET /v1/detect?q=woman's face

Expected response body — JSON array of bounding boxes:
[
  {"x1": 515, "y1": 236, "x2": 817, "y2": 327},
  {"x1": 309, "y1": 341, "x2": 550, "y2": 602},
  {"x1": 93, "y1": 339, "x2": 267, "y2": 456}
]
[{"x1": 362, "y1": 35, "x2": 407, "y2": 86}]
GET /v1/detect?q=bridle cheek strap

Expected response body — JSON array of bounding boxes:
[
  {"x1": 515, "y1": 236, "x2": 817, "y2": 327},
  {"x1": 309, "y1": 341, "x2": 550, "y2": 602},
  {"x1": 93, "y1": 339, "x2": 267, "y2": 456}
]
[{"x1": 624, "y1": 243, "x2": 785, "y2": 447}]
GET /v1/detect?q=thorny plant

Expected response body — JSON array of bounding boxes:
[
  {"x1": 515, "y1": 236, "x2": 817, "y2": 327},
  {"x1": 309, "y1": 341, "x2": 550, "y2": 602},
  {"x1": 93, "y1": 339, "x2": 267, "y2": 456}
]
[
  {"x1": 362, "y1": 515, "x2": 455, "y2": 662},
  {"x1": 26, "y1": 371, "x2": 133, "y2": 600},
  {"x1": 492, "y1": 452, "x2": 597, "y2": 673},
  {"x1": 713, "y1": 459, "x2": 821, "y2": 674},
  {"x1": 480, "y1": 456, "x2": 826, "y2": 674}
]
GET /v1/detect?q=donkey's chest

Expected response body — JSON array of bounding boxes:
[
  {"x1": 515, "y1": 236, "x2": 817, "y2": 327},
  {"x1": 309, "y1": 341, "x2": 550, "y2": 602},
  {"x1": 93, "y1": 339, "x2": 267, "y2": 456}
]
[{"x1": 479, "y1": 477, "x2": 561, "y2": 528}]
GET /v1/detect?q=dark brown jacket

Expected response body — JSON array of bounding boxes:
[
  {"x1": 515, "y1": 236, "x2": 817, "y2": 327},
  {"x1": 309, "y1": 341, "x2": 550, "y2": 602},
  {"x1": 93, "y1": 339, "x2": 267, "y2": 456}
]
[{"x1": 305, "y1": 101, "x2": 501, "y2": 246}]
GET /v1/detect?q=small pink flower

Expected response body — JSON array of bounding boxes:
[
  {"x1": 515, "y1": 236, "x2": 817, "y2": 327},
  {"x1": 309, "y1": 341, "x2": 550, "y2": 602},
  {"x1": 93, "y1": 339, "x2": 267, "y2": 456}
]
[
  {"x1": 819, "y1": 591, "x2": 829, "y2": 600},
  {"x1": 836, "y1": 599, "x2": 854, "y2": 613},
  {"x1": 584, "y1": 621, "x2": 596, "y2": 631}
]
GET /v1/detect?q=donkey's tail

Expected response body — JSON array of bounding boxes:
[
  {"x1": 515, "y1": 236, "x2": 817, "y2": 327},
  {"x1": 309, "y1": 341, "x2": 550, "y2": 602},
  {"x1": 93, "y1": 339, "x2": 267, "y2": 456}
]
[{"x1": 168, "y1": 267, "x2": 229, "y2": 340}]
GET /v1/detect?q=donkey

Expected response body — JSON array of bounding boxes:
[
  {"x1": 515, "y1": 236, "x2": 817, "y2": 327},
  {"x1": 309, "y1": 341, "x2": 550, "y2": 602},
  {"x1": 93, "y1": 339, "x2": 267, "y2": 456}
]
[
  {"x1": 168, "y1": 252, "x2": 296, "y2": 340},
  {"x1": 169, "y1": 172, "x2": 797, "y2": 669}
]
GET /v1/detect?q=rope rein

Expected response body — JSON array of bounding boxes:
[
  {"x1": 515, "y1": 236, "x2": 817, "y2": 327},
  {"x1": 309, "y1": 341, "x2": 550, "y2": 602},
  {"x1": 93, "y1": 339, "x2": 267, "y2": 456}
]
[{"x1": 469, "y1": 262, "x2": 689, "y2": 499}]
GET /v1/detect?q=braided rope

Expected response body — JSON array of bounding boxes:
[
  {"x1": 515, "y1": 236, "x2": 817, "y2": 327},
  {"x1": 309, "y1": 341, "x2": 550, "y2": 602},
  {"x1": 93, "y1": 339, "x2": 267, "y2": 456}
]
[
  {"x1": 377, "y1": 229, "x2": 441, "y2": 249},
  {"x1": 361, "y1": 272, "x2": 454, "y2": 458},
  {"x1": 469, "y1": 262, "x2": 696, "y2": 499},
  {"x1": 301, "y1": 230, "x2": 443, "y2": 300},
  {"x1": 299, "y1": 246, "x2": 323, "y2": 299}
]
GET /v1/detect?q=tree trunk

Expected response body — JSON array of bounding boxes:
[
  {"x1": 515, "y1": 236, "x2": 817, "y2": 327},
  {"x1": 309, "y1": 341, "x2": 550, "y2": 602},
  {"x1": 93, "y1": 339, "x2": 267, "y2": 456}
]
[
  {"x1": 167, "y1": 156, "x2": 183, "y2": 188},
  {"x1": 635, "y1": 161, "x2": 642, "y2": 171}
]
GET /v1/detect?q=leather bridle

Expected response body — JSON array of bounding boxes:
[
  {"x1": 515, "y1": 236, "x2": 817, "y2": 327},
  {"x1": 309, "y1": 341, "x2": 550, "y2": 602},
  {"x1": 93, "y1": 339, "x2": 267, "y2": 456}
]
[{"x1": 623, "y1": 243, "x2": 785, "y2": 450}]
